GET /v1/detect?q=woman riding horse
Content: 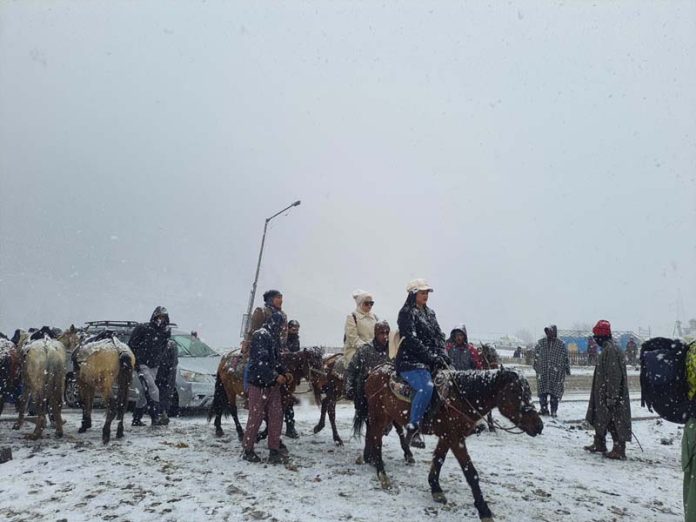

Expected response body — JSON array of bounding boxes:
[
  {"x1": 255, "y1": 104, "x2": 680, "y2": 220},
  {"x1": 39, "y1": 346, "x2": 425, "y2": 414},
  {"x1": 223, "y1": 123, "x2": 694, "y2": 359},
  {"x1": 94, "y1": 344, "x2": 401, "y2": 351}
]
[{"x1": 396, "y1": 279, "x2": 450, "y2": 447}]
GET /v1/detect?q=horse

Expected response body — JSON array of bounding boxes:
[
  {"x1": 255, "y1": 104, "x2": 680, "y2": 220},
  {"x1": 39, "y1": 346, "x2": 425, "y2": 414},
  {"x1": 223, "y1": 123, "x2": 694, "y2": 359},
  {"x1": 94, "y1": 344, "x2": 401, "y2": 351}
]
[
  {"x1": 0, "y1": 335, "x2": 21, "y2": 417},
  {"x1": 312, "y1": 353, "x2": 346, "y2": 445},
  {"x1": 209, "y1": 347, "x2": 324, "y2": 441},
  {"x1": 356, "y1": 366, "x2": 543, "y2": 521},
  {"x1": 72, "y1": 330, "x2": 135, "y2": 444},
  {"x1": 12, "y1": 326, "x2": 76, "y2": 439}
]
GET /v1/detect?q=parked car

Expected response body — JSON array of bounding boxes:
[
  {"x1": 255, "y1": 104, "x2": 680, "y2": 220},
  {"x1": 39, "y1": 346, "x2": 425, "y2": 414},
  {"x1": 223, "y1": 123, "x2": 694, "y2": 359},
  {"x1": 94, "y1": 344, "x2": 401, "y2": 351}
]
[{"x1": 64, "y1": 321, "x2": 220, "y2": 415}]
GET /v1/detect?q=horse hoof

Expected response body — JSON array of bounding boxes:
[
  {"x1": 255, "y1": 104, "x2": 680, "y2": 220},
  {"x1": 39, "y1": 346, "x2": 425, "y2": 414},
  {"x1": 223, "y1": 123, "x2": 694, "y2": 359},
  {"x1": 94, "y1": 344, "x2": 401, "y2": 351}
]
[
  {"x1": 215, "y1": 429, "x2": 224, "y2": 438},
  {"x1": 102, "y1": 437, "x2": 110, "y2": 445},
  {"x1": 78, "y1": 427, "x2": 88, "y2": 433},
  {"x1": 12, "y1": 423, "x2": 20, "y2": 431},
  {"x1": 481, "y1": 518, "x2": 495, "y2": 522},
  {"x1": 334, "y1": 439, "x2": 344, "y2": 447},
  {"x1": 116, "y1": 427, "x2": 124, "y2": 439},
  {"x1": 432, "y1": 492, "x2": 447, "y2": 504},
  {"x1": 55, "y1": 432, "x2": 63, "y2": 439},
  {"x1": 25, "y1": 433, "x2": 40, "y2": 441},
  {"x1": 405, "y1": 455, "x2": 415, "y2": 465},
  {"x1": 313, "y1": 425, "x2": 324, "y2": 434}
]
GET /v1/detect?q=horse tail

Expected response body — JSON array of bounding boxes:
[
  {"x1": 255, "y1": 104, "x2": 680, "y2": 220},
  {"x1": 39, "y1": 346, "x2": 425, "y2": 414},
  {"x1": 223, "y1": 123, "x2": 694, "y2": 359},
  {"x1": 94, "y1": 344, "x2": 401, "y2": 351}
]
[
  {"x1": 352, "y1": 383, "x2": 369, "y2": 439},
  {"x1": 117, "y1": 352, "x2": 134, "y2": 413},
  {"x1": 208, "y1": 372, "x2": 229, "y2": 423}
]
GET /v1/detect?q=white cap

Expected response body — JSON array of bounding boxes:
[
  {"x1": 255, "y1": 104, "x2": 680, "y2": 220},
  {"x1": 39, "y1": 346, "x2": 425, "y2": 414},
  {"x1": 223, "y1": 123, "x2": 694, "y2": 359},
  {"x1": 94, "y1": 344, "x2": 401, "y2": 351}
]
[
  {"x1": 406, "y1": 278, "x2": 433, "y2": 293},
  {"x1": 352, "y1": 289, "x2": 373, "y2": 306}
]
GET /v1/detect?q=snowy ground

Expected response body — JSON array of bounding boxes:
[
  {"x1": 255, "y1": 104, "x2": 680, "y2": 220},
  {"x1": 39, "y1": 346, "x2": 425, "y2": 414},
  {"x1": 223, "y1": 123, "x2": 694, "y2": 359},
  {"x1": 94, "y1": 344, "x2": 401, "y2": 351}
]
[{"x1": 0, "y1": 397, "x2": 683, "y2": 522}]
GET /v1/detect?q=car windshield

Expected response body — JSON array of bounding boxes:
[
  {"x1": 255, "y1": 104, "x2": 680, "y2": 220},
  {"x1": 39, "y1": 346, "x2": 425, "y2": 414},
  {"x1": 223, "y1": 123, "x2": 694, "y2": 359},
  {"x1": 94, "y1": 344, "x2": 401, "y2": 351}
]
[{"x1": 172, "y1": 335, "x2": 217, "y2": 357}]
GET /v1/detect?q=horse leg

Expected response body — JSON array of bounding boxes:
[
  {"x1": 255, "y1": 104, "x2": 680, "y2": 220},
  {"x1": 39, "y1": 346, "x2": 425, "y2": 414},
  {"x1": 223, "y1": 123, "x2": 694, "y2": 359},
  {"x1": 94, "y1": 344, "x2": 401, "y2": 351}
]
[
  {"x1": 428, "y1": 438, "x2": 449, "y2": 503},
  {"x1": 51, "y1": 377, "x2": 64, "y2": 439},
  {"x1": 116, "y1": 367, "x2": 131, "y2": 439},
  {"x1": 393, "y1": 422, "x2": 415, "y2": 464},
  {"x1": 367, "y1": 417, "x2": 390, "y2": 489},
  {"x1": 78, "y1": 384, "x2": 94, "y2": 433},
  {"x1": 313, "y1": 396, "x2": 328, "y2": 434},
  {"x1": 487, "y1": 412, "x2": 496, "y2": 433},
  {"x1": 328, "y1": 396, "x2": 343, "y2": 446},
  {"x1": 28, "y1": 392, "x2": 45, "y2": 440},
  {"x1": 102, "y1": 393, "x2": 117, "y2": 445},
  {"x1": 12, "y1": 387, "x2": 27, "y2": 430},
  {"x1": 230, "y1": 398, "x2": 245, "y2": 442},
  {"x1": 451, "y1": 442, "x2": 494, "y2": 521}
]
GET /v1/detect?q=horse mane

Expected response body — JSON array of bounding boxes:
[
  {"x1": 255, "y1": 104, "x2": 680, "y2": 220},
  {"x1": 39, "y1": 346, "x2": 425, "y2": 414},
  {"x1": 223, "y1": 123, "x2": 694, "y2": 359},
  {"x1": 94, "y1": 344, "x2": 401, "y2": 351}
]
[
  {"x1": 451, "y1": 368, "x2": 526, "y2": 401},
  {"x1": 29, "y1": 326, "x2": 57, "y2": 341}
]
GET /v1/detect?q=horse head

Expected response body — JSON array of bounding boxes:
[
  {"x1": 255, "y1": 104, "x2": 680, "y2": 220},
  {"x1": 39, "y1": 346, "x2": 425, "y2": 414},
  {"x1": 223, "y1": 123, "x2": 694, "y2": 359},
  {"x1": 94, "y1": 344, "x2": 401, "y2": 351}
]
[
  {"x1": 302, "y1": 347, "x2": 325, "y2": 406},
  {"x1": 57, "y1": 324, "x2": 83, "y2": 352},
  {"x1": 495, "y1": 370, "x2": 543, "y2": 436}
]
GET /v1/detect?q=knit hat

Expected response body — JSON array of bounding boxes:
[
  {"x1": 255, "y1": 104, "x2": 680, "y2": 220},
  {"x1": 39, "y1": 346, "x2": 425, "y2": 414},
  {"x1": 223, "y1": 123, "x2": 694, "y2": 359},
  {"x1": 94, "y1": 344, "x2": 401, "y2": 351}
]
[
  {"x1": 592, "y1": 320, "x2": 612, "y2": 337},
  {"x1": 352, "y1": 289, "x2": 374, "y2": 307},
  {"x1": 406, "y1": 279, "x2": 433, "y2": 293}
]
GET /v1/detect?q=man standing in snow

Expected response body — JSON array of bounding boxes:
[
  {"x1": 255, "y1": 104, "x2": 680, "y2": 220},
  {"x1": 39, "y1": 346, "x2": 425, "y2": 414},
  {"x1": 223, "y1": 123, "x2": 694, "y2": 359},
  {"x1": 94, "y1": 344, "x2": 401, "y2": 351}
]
[
  {"x1": 584, "y1": 320, "x2": 632, "y2": 460},
  {"x1": 282, "y1": 319, "x2": 301, "y2": 439},
  {"x1": 445, "y1": 325, "x2": 482, "y2": 371},
  {"x1": 130, "y1": 306, "x2": 171, "y2": 427},
  {"x1": 243, "y1": 310, "x2": 293, "y2": 464},
  {"x1": 533, "y1": 325, "x2": 570, "y2": 417}
]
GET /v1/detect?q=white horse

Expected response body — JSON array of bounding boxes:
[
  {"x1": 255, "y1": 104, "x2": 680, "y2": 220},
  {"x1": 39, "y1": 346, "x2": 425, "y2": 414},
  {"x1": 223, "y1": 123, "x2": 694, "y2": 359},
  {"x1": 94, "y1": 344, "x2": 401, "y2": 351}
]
[{"x1": 13, "y1": 327, "x2": 70, "y2": 439}]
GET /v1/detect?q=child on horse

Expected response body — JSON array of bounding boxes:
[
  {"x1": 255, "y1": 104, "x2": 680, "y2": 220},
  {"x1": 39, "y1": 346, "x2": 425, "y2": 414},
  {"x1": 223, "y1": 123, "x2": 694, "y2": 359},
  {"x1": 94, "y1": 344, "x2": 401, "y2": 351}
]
[{"x1": 395, "y1": 279, "x2": 450, "y2": 448}]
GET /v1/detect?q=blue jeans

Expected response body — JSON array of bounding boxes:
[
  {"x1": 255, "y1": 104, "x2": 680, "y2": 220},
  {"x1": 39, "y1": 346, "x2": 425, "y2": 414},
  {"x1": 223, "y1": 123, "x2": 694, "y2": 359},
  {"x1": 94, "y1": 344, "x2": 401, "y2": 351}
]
[{"x1": 401, "y1": 369, "x2": 434, "y2": 427}]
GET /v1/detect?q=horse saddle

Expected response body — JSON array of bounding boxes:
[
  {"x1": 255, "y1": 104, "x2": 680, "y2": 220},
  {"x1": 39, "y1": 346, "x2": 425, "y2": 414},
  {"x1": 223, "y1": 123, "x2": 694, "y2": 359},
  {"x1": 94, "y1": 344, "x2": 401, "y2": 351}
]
[
  {"x1": 224, "y1": 354, "x2": 247, "y2": 381},
  {"x1": 388, "y1": 368, "x2": 454, "y2": 404}
]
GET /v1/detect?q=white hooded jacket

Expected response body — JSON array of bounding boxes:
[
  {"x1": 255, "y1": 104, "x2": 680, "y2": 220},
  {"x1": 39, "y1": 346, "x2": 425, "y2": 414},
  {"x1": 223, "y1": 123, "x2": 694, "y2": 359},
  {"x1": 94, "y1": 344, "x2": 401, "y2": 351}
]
[{"x1": 343, "y1": 290, "x2": 378, "y2": 363}]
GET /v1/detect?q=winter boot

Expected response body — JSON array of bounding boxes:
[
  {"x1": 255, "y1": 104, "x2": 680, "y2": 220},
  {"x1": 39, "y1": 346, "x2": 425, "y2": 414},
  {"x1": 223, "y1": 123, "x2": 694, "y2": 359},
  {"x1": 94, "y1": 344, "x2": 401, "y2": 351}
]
[
  {"x1": 242, "y1": 449, "x2": 261, "y2": 463},
  {"x1": 132, "y1": 407, "x2": 146, "y2": 427},
  {"x1": 404, "y1": 423, "x2": 423, "y2": 449},
  {"x1": 284, "y1": 406, "x2": 299, "y2": 439},
  {"x1": 538, "y1": 394, "x2": 550, "y2": 416},
  {"x1": 278, "y1": 441, "x2": 289, "y2": 456},
  {"x1": 149, "y1": 403, "x2": 166, "y2": 426},
  {"x1": 550, "y1": 396, "x2": 559, "y2": 418},
  {"x1": 159, "y1": 411, "x2": 170, "y2": 426},
  {"x1": 411, "y1": 432, "x2": 426, "y2": 449},
  {"x1": 268, "y1": 448, "x2": 289, "y2": 465},
  {"x1": 604, "y1": 441, "x2": 626, "y2": 460},
  {"x1": 583, "y1": 435, "x2": 607, "y2": 453}
]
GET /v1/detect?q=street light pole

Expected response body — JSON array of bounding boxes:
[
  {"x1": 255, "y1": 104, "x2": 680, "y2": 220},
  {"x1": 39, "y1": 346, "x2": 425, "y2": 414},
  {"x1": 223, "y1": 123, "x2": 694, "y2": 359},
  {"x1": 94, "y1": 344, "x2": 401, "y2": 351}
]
[{"x1": 241, "y1": 200, "x2": 301, "y2": 337}]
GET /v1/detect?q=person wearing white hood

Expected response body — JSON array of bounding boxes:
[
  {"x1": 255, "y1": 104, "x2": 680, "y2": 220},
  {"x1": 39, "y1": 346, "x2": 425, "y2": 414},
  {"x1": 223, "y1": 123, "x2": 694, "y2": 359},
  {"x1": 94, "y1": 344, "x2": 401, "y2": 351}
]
[{"x1": 343, "y1": 290, "x2": 379, "y2": 365}]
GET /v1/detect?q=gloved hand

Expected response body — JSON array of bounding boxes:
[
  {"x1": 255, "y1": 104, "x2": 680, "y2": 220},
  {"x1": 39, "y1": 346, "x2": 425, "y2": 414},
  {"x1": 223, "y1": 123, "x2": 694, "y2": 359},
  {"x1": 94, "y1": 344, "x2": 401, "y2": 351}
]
[{"x1": 284, "y1": 373, "x2": 294, "y2": 386}]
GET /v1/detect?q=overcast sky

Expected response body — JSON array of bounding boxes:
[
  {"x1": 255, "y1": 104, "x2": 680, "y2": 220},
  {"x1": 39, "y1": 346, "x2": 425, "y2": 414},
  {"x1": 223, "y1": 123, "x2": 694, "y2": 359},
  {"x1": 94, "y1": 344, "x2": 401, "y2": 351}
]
[{"x1": 1, "y1": 1, "x2": 695, "y2": 348}]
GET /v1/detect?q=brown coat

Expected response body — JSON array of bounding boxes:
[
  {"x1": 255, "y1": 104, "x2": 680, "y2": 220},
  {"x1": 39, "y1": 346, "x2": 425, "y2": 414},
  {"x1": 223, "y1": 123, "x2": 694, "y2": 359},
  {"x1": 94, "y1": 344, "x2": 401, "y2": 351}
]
[{"x1": 585, "y1": 339, "x2": 632, "y2": 442}]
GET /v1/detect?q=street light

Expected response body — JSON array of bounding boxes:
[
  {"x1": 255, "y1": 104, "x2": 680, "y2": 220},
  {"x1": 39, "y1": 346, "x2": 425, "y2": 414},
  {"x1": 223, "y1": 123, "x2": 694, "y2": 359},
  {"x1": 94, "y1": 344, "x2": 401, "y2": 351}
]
[{"x1": 241, "y1": 200, "x2": 301, "y2": 337}]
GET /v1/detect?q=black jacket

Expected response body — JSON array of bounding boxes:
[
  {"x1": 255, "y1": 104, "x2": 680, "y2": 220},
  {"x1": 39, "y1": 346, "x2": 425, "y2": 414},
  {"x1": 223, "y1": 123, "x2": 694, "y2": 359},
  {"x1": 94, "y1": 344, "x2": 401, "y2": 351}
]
[
  {"x1": 395, "y1": 303, "x2": 446, "y2": 373},
  {"x1": 248, "y1": 327, "x2": 288, "y2": 388},
  {"x1": 345, "y1": 340, "x2": 389, "y2": 400},
  {"x1": 129, "y1": 308, "x2": 171, "y2": 368}
]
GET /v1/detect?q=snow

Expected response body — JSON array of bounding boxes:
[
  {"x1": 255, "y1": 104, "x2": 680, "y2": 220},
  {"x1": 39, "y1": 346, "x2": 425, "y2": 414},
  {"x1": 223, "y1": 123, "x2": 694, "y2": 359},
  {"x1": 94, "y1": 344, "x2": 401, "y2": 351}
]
[{"x1": 0, "y1": 399, "x2": 683, "y2": 521}]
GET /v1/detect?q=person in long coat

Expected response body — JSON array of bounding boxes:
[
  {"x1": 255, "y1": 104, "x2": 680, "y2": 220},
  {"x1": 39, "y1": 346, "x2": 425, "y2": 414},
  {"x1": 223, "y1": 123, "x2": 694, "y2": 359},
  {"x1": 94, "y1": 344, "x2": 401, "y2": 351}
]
[
  {"x1": 533, "y1": 325, "x2": 570, "y2": 417},
  {"x1": 584, "y1": 319, "x2": 632, "y2": 460},
  {"x1": 343, "y1": 290, "x2": 379, "y2": 365},
  {"x1": 683, "y1": 340, "x2": 696, "y2": 521},
  {"x1": 395, "y1": 279, "x2": 449, "y2": 447}
]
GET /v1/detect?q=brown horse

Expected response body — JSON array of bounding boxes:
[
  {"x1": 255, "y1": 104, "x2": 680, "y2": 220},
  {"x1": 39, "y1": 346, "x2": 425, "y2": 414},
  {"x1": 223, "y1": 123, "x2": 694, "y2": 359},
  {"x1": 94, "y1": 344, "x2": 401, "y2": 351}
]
[
  {"x1": 209, "y1": 347, "x2": 324, "y2": 441},
  {"x1": 357, "y1": 366, "x2": 543, "y2": 521},
  {"x1": 312, "y1": 353, "x2": 346, "y2": 445},
  {"x1": 73, "y1": 331, "x2": 135, "y2": 444},
  {"x1": 0, "y1": 336, "x2": 21, "y2": 416}
]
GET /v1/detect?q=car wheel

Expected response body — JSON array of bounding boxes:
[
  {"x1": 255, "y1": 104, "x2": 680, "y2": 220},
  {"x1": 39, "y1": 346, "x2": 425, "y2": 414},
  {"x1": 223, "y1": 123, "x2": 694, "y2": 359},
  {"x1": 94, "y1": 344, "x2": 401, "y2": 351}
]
[{"x1": 64, "y1": 375, "x2": 81, "y2": 408}]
